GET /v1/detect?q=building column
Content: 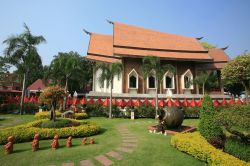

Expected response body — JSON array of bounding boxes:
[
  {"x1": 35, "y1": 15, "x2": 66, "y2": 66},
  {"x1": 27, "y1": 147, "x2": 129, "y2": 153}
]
[{"x1": 175, "y1": 63, "x2": 179, "y2": 94}]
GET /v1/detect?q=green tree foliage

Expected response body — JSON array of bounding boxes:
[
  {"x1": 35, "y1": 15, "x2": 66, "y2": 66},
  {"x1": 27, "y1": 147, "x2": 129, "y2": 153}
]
[
  {"x1": 224, "y1": 81, "x2": 244, "y2": 97},
  {"x1": 201, "y1": 42, "x2": 216, "y2": 49},
  {"x1": 141, "y1": 56, "x2": 175, "y2": 117},
  {"x1": 49, "y1": 52, "x2": 92, "y2": 93},
  {"x1": 199, "y1": 95, "x2": 223, "y2": 147},
  {"x1": 96, "y1": 62, "x2": 123, "y2": 118},
  {"x1": 2, "y1": 23, "x2": 46, "y2": 114},
  {"x1": 39, "y1": 86, "x2": 65, "y2": 121},
  {"x1": 222, "y1": 53, "x2": 250, "y2": 102},
  {"x1": 0, "y1": 56, "x2": 10, "y2": 74}
]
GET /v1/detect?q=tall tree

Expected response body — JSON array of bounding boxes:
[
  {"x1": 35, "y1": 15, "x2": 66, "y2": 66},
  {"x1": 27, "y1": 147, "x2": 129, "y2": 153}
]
[
  {"x1": 49, "y1": 52, "x2": 92, "y2": 109},
  {"x1": 3, "y1": 23, "x2": 46, "y2": 114},
  {"x1": 141, "y1": 56, "x2": 175, "y2": 117},
  {"x1": 96, "y1": 62, "x2": 122, "y2": 118},
  {"x1": 222, "y1": 53, "x2": 250, "y2": 103}
]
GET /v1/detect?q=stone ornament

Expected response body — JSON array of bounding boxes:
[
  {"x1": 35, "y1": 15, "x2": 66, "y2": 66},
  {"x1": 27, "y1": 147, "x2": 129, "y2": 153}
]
[
  {"x1": 66, "y1": 136, "x2": 72, "y2": 148},
  {"x1": 32, "y1": 134, "x2": 40, "y2": 151},
  {"x1": 90, "y1": 138, "x2": 95, "y2": 144},
  {"x1": 51, "y1": 135, "x2": 59, "y2": 149},
  {"x1": 4, "y1": 136, "x2": 14, "y2": 154},
  {"x1": 82, "y1": 137, "x2": 87, "y2": 145}
]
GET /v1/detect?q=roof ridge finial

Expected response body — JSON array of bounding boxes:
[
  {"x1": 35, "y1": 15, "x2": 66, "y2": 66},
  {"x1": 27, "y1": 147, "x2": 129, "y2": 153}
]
[
  {"x1": 221, "y1": 45, "x2": 229, "y2": 50},
  {"x1": 106, "y1": 19, "x2": 114, "y2": 24},
  {"x1": 196, "y1": 37, "x2": 204, "y2": 40},
  {"x1": 83, "y1": 29, "x2": 91, "y2": 35}
]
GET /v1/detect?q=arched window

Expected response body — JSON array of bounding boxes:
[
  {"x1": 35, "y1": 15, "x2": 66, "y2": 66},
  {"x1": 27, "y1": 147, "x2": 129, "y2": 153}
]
[
  {"x1": 163, "y1": 71, "x2": 175, "y2": 89},
  {"x1": 129, "y1": 75, "x2": 137, "y2": 88},
  {"x1": 128, "y1": 69, "x2": 138, "y2": 89},
  {"x1": 181, "y1": 69, "x2": 193, "y2": 89},
  {"x1": 148, "y1": 75, "x2": 156, "y2": 88}
]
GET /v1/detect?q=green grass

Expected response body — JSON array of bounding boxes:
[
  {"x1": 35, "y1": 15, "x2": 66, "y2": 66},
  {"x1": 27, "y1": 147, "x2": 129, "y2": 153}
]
[
  {"x1": 0, "y1": 115, "x2": 203, "y2": 166},
  {"x1": 0, "y1": 114, "x2": 34, "y2": 128}
]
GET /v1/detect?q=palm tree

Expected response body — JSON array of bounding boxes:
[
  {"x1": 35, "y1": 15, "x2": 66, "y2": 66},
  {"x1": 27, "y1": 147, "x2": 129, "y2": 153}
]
[
  {"x1": 96, "y1": 62, "x2": 122, "y2": 118},
  {"x1": 3, "y1": 23, "x2": 46, "y2": 115},
  {"x1": 49, "y1": 52, "x2": 84, "y2": 110},
  {"x1": 194, "y1": 71, "x2": 210, "y2": 96},
  {"x1": 141, "y1": 56, "x2": 175, "y2": 118}
]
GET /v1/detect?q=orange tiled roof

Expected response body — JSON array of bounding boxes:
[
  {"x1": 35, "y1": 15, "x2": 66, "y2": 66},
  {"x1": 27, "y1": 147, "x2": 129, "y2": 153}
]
[
  {"x1": 86, "y1": 54, "x2": 121, "y2": 63},
  {"x1": 85, "y1": 22, "x2": 229, "y2": 63},
  {"x1": 87, "y1": 33, "x2": 113, "y2": 57},
  {"x1": 113, "y1": 22, "x2": 206, "y2": 52},
  {"x1": 27, "y1": 79, "x2": 46, "y2": 91},
  {"x1": 208, "y1": 48, "x2": 230, "y2": 62}
]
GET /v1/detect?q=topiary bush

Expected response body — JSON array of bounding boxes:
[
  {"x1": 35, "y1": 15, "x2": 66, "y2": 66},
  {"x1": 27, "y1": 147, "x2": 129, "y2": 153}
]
[
  {"x1": 74, "y1": 112, "x2": 88, "y2": 119},
  {"x1": 183, "y1": 107, "x2": 200, "y2": 118},
  {"x1": 199, "y1": 95, "x2": 224, "y2": 148},
  {"x1": 217, "y1": 105, "x2": 250, "y2": 142},
  {"x1": 35, "y1": 111, "x2": 62, "y2": 119},
  {"x1": 85, "y1": 104, "x2": 106, "y2": 117},
  {"x1": 40, "y1": 118, "x2": 80, "y2": 128},
  {"x1": 224, "y1": 137, "x2": 250, "y2": 162},
  {"x1": 0, "y1": 119, "x2": 100, "y2": 144},
  {"x1": 171, "y1": 132, "x2": 249, "y2": 166}
]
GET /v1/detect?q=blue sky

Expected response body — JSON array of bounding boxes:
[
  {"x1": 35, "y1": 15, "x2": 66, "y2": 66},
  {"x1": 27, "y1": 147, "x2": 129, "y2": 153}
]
[{"x1": 0, "y1": 0, "x2": 249, "y2": 66}]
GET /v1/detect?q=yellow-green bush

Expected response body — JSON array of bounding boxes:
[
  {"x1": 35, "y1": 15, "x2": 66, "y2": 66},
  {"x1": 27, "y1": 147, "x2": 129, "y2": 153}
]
[
  {"x1": 74, "y1": 112, "x2": 88, "y2": 119},
  {"x1": 0, "y1": 119, "x2": 100, "y2": 144},
  {"x1": 171, "y1": 132, "x2": 250, "y2": 166},
  {"x1": 34, "y1": 111, "x2": 62, "y2": 119}
]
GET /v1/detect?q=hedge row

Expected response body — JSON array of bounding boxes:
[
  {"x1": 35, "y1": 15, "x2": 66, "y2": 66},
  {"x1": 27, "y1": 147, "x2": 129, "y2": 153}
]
[
  {"x1": 0, "y1": 119, "x2": 100, "y2": 144},
  {"x1": 171, "y1": 132, "x2": 249, "y2": 166},
  {"x1": 34, "y1": 111, "x2": 88, "y2": 120}
]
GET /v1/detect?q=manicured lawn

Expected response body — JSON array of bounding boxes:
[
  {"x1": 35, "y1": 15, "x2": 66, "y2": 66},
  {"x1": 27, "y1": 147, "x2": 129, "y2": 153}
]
[
  {"x1": 0, "y1": 114, "x2": 34, "y2": 128},
  {"x1": 0, "y1": 115, "x2": 203, "y2": 166}
]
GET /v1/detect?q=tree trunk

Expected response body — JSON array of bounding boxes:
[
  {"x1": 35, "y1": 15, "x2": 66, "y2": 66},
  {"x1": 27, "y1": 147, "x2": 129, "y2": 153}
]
[
  {"x1": 20, "y1": 72, "x2": 27, "y2": 115},
  {"x1": 243, "y1": 82, "x2": 249, "y2": 104},
  {"x1": 155, "y1": 78, "x2": 159, "y2": 119},
  {"x1": 63, "y1": 78, "x2": 68, "y2": 111},
  {"x1": 202, "y1": 83, "x2": 205, "y2": 96},
  {"x1": 142, "y1": 78, "x2": 145, "y2": 94},
  {"x1": 109, "y1": 78, "x2": 113, "y2": 118}
]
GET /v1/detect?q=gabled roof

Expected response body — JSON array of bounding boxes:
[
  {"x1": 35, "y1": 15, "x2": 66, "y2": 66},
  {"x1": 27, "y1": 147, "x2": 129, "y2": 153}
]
[
  {"x1": 208, "y1": 48, "x2": 230, "y2": 62},
  {"x1": 85, "y1": 22, "x2": 229, "y2": 64},
  {"x1": 27, "y1": 79, "x2": 46, "y2": 91},
  {"x1": 87, "y1": 33, "x2": 113, "y2": 57},
  {"x1": 113, "y1": 22, "x2": 206, "y2": 52}
]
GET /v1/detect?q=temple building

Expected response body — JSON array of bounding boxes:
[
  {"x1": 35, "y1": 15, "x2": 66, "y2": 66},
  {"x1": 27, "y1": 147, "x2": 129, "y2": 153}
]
[{"x1": 86, "y1": 22, "x2": 230, "y2": 98}]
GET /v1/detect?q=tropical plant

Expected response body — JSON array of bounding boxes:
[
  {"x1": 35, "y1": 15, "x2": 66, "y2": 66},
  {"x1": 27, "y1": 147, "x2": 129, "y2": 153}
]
[
  {"x1": 95, "y1": 62, "x2": 122, "y2": 118},
  {"x1": 39, "y1": 86, "x2": 65, "y2": 121},
  {"x1": 194, "y1": 71, "x2": 210, "y2": 95},
  {"x1": 222, "y1": 52, "x2": 250, "y2": 103},
  {"x1": 0, "y1": 56, "x2": 10, "y2": 75},
  {"x1": 48, "y1": 52, "x2": 93, "y2": 109},
  {"x1": 141, "y1": 56, "x2": 175, "y2": 117},
  {"x1": 2, "y1": 23, "x2": 46, "y2": 114}
]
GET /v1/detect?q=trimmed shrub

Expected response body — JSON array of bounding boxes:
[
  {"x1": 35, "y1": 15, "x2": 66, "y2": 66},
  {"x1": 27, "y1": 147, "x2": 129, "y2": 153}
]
[
  {"x1": 199, "y1": 95, "x2": 223, "y2": 147},
  {"x1": 74, "y1": 112, "x2": 88, "y2": 119},
  {"x1": 85, "y1": 104, "x2": 105, "y2": 117},
  {"x1": 40, "y1": 118, "x2": 80, "y2": 128},
  {"x1": 183, "y1": 107, "x2": 200, "y2": 118},
  {"x1": 0, "y1": 119, "x2": 100, "y2": 144},
  {"x1": 103, "y1": 105, "x2": 124, "y2": 118},
  {"x1": 35, "y1": 111, "x2": 62, "y2": 119},
  {"x1": 0, "y1": 103, "x2": 39, "y2": 114},
  {"x1": 217, "y1": 105, "x2": 250, "y2": 141},
  {"x1": 126, "y1": 105, "x2": 156, "y2": 118},
  {"x1": 224, "y1": 137, "x2": 250, "y2": 162},
  {"x1": 171, "y1": 132, "x2": 249, "y2": 166}
]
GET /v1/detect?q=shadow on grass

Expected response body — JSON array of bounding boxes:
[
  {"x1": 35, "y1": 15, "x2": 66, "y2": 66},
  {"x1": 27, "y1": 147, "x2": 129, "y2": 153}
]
[
  {"x1": 99, "y1": 128, "x2": 107, "y2": 134},
  {"x1": 12, "y1": 148, "x2": 31, "y2": 154}
]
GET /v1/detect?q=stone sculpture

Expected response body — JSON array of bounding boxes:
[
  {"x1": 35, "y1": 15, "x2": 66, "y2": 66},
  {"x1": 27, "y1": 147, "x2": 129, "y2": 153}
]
[
  {"x1": 4, "y1": 136, "x2": 14, "y2": 154},
  {"x1": 66, "y1": 136, "x2": 72, "y2": 148},
  {"x1": 82, "y1": 137, "x2": 87, "y2": 145},
  {"x1": 32, "y1": 134, "x2": 40, "y2": 151},
  {"x1": 51, "y1": 135, "x2": 59, "y2": 149}
]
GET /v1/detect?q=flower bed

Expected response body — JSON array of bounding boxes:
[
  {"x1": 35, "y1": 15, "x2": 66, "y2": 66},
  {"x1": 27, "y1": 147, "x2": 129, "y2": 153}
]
[
  {"x1": 0, "y1": 119, "x2": 100, "y2": 144},
  {"x1": 34, "y1": 111, "x2": 62, "y2": 119},
  {"x1": 171, "y1": 132, "x2": 250, "y2": 166}
]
